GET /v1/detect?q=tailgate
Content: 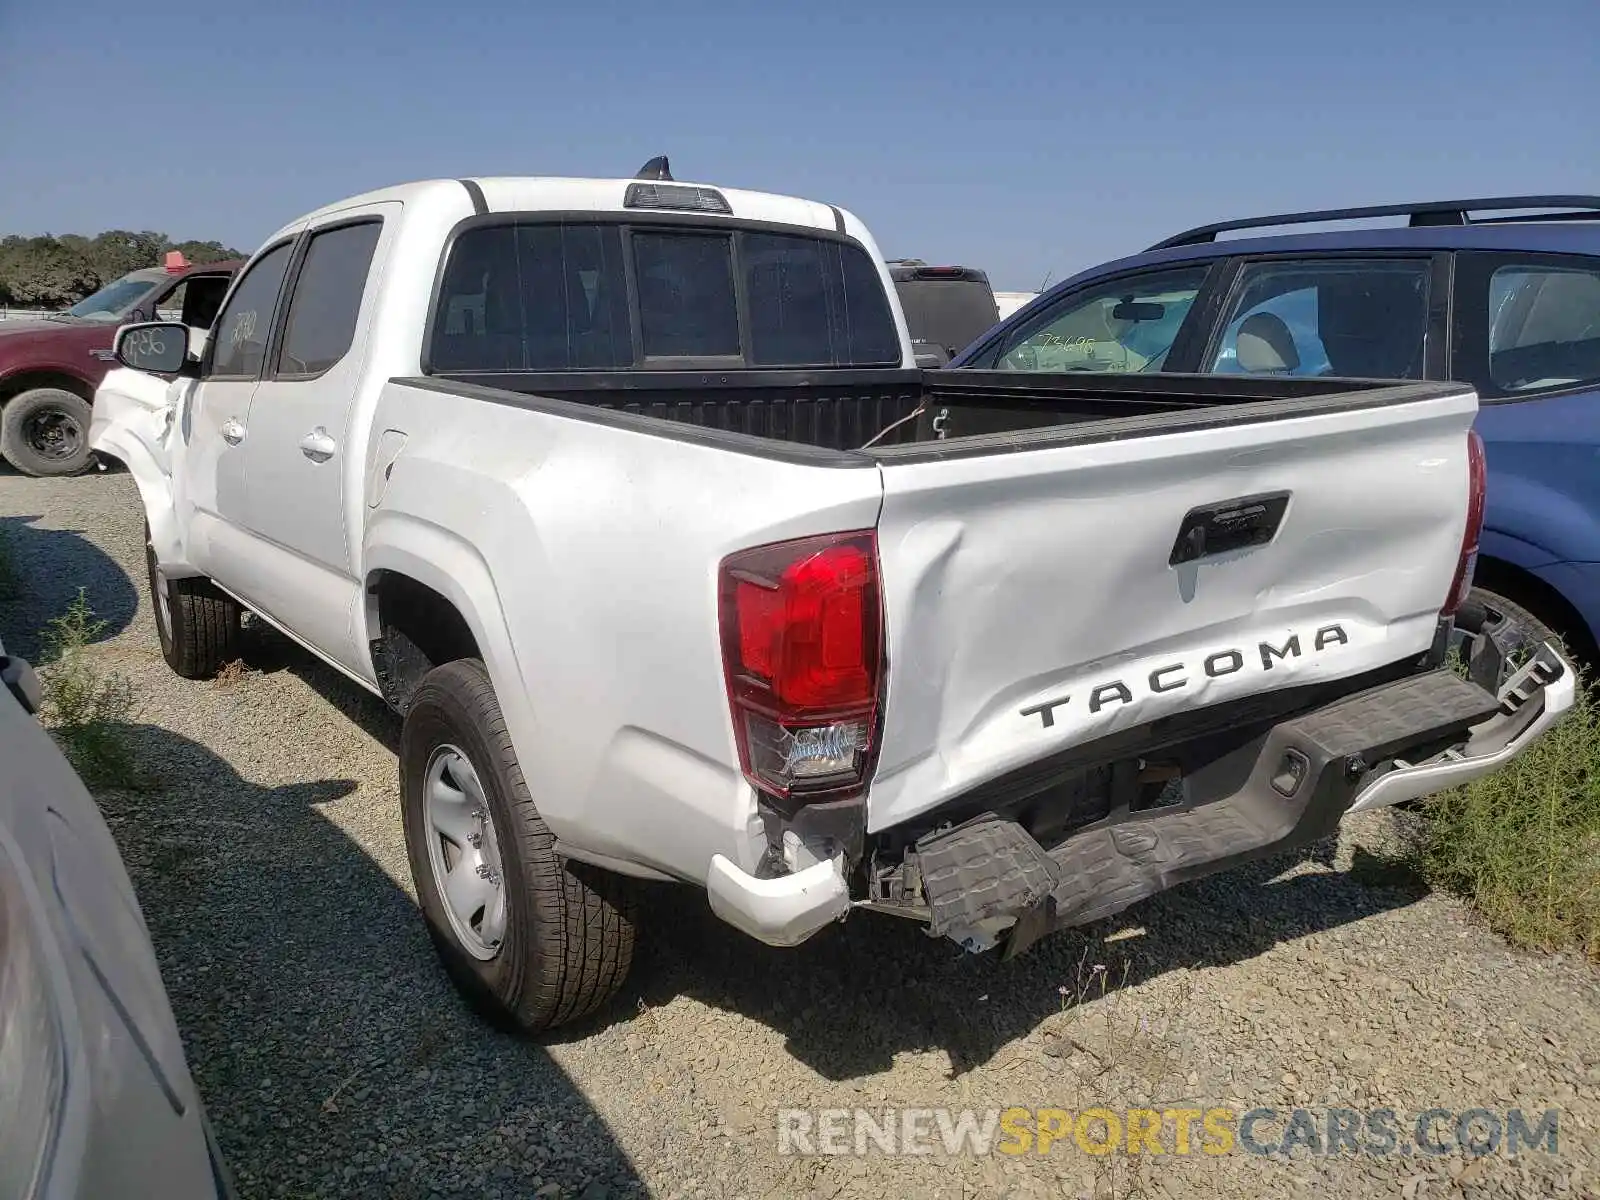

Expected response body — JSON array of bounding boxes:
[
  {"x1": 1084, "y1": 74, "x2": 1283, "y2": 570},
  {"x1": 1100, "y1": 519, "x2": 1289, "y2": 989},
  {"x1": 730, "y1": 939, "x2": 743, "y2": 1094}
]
[{"x1": 865, "y1": 383, "x2": 1479, "y2": 831}]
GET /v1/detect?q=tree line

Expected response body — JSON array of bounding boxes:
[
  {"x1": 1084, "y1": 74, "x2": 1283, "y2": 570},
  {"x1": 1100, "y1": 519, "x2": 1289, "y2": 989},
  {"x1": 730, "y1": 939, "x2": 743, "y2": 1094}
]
[{"x1": 0, "y1": 231, "x2": 248, "y2": 308}]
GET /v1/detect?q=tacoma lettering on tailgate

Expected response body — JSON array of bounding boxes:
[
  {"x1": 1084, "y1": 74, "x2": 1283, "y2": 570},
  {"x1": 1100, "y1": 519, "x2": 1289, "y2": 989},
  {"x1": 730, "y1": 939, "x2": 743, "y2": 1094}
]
[{"x1": 1020, "y1": 624, "x2": 1350, "y2": 730}]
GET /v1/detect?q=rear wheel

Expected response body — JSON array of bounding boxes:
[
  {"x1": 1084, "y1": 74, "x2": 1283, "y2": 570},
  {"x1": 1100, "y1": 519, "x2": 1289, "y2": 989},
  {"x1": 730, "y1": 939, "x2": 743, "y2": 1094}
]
[
  {"x1": 144, "y1": 521, "x2": 241, "y2": 678},
  {"x1": 400, "y1": 658, "x2": 636, "y2": 1032},
  {"x1": 0, "y1": 388, "x2": 95, "y2": 477}
]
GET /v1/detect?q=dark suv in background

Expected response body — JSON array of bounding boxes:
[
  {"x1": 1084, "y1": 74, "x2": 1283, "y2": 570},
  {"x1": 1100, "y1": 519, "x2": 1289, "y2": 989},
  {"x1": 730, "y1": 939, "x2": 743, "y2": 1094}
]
[
  {"x1": 887, "y1": 260, "x2": 1000, "y2": 366},
  {"x1": 952, "y1": 195, "x2": 1600, "y2": 666}
]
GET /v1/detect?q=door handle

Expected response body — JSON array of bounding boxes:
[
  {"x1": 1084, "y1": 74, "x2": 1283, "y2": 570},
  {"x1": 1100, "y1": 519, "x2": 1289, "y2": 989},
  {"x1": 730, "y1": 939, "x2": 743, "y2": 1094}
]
[
  {"x1": 220, "y1": 418, "x2": 245, "y2": 445},
  {"x1": 299, "y1": 427, "x2": 336, "y2": 463}
]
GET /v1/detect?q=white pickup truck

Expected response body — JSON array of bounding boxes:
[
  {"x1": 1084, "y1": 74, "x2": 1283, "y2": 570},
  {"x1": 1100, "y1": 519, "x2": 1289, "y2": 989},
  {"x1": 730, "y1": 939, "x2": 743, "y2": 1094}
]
[{"x1": 90, "y1": 165, "x2": 1573, "y2": 1033}]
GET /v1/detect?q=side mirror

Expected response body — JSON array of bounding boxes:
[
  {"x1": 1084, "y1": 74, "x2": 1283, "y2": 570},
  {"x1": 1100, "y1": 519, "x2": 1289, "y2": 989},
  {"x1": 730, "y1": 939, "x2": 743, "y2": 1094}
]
[{"x1": 115, "y1": 321, "x2": 194, "y2": 376}]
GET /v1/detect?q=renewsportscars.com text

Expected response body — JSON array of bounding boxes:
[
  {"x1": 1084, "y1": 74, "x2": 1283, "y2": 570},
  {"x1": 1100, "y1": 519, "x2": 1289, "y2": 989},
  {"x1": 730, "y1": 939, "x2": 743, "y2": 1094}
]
[{"x1": 776, "y1": 1106, "x2": 1561, "y2": 1159}]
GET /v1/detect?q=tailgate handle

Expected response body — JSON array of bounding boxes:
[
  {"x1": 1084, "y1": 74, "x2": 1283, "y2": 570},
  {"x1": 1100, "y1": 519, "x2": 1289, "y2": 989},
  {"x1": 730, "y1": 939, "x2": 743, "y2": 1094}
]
[{"x1": 1169, "y1": 491, "x2": 1290, "y2": 566}]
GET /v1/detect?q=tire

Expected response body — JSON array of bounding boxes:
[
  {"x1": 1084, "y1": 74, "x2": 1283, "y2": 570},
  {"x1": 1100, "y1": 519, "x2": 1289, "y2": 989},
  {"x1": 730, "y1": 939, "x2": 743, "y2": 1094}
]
[
  {"x1": 144, "y1": 521, "x2": 241, "y2": 679},
  {"x1": 400, "y1": 658, "x2": 636, "y2": 1032},
  {"x1": 0, "y1": 388, "x2": 95, "y2": 477}
]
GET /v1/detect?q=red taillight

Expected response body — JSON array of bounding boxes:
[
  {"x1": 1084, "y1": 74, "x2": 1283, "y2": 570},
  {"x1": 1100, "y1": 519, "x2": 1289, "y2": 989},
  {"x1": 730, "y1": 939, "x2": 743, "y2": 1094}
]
[
  {"x1": 719, "y1": 531, "x2": 884, "y2": 799},
  {"x1": 1442, "y1": 428, "x2": 1487, "y2": 619}
]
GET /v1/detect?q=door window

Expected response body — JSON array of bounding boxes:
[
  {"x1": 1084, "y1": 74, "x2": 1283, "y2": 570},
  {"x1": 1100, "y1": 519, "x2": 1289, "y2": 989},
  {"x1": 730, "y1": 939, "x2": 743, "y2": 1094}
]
[
  {"x1": 989, "y1": 266, "x2": 1210, "y2": 373},
  {"x1": 155, "y1": 274, "x2": 233, "y2": 329},
  {"x1": 1208, "y1": 259, "x2": 1430, "y2": 379},
  {"x1": 1486, "y1": 263, "x2": 1600, "y2": 394},
  {"x1": 208, "y1": 243, "x2": 294, "y2": 379},
  {"x1": 275, "y1": 221, "x2": 383, "y2": 378}
]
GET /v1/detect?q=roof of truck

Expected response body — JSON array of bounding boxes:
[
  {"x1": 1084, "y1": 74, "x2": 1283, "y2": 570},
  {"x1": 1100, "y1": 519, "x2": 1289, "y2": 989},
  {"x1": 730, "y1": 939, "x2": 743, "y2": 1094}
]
[{"x1": 272, "y1": 176, "x2": 855, "y2": 247}]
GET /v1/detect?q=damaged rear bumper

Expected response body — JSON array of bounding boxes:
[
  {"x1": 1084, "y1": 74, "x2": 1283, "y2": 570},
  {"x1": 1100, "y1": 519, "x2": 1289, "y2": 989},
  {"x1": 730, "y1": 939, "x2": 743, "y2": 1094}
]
[
  {"x1": 703, "y1": 623, "x2": 1573, "y2": 953},
  {"x1": 706, "y1": 853, "x2": 851, "y2": 947},
  {"x1": 902, "y1": 639, "x2": 1572, "y2": 958}
]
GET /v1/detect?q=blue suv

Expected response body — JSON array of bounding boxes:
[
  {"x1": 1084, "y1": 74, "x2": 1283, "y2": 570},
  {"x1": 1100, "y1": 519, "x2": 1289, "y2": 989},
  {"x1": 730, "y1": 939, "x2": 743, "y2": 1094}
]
[{"x1": 951, "y1": 195, "x2": 1600, "y2": 665}]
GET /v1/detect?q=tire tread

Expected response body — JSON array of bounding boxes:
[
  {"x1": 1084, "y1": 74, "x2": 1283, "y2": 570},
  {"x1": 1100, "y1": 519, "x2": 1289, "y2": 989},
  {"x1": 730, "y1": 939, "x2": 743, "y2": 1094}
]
[{"x1": 404, "y1": 659, "x2": 635, "y2": 1032}]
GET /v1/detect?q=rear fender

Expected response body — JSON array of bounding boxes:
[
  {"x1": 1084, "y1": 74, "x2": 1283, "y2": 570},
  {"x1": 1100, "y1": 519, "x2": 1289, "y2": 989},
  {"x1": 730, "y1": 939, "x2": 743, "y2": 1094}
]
[{"x1": 360, "y1": 515, "x2": 530, "y2": 740}]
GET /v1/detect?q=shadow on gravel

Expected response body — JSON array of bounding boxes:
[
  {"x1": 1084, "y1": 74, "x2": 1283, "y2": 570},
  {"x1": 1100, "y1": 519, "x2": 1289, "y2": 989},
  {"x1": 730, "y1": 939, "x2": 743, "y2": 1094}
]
[
  {"x1": 0, "y1": 512, "x2": 138, "y2": 661},
  {"x1": 98, "y1": 722, "x2": 642, "y2": 1200},
  {"x1": 237, "y1": 618, "x2": 401, "y2": 752},
  {"x1": 629, "y1": 840, "x2": 1428, "y2": 1081},
  {"x1": 193, "y1": 614, "x2": 1432, "y2": 1093}
]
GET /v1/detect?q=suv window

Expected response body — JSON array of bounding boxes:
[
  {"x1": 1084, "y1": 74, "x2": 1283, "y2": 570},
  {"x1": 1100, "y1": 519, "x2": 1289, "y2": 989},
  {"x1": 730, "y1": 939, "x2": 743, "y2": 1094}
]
[
  {"x1": 988, "y1": 266, "x2": 1209, "y2": 373},
  {"x1": 276, "y1": 222, "x2": 383, "y2": 377},
  {"x1": 427, "y1": 220, "x2": 900, "y2": 373},
  {"x1": 1209, "y1": 259, "x2": 1430, "y2": 379},
  {"x1": 1488, "y1": 263, "x2": 1600, "y2": 394},
  {"x1": 208, "y1": 243, "x2": 294, "y2": 379}
]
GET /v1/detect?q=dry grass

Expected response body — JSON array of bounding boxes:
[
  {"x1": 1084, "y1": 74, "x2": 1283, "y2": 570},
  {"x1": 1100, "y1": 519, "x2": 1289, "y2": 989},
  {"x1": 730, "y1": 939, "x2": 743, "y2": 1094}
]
[
  {"x1": 1414, "y1": 672, "x2": 1600, "y2": 958},
  {"x1": 1420, "y1": 637, "x2": 1600, "y2": 956},
  {"x1": 37, "y1": 588, "x2": 145, "y2": 789}
]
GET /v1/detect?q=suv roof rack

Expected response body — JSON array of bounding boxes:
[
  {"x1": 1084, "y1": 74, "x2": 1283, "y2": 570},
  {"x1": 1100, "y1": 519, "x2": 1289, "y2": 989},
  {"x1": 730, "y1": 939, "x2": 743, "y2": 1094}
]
[{"x1": 1147, "y1": 195, "x2": 1600, "y2": 251}]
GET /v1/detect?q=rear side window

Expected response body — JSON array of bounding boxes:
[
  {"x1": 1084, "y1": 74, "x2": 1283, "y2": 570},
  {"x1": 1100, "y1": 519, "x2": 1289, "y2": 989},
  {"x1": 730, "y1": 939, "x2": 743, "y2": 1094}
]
[
  {"x1": 1488, "y1": 264, "x2": 1600, "y2": 394},
  {"x1": 276, "y1": 221, "x2": 383, "y2": 377},
  {"x1": 427, "y1": 219, "x2": 900, "y2": 373}
]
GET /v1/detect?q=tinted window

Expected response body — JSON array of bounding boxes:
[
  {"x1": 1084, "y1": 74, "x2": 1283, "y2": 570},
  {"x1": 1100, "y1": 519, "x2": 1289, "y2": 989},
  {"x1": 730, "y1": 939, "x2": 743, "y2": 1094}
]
[
  {"x1": 1488, "y1": 264, "x2": 1600, "y2": 394},
  {"x1": 893, "y1": 278, "x2": 999, "y2": 359},
  {"x1": 634, "y1": 231, "x2": 739, "y2": 358},
  {"x1": 1209, "y1": 259, "x2": 1429, "y2": 379},
  {"x1": 430, "y1": 223, "x2": 630, "y2": 372},
  {"x1": 838, "y1": 244, "x2": 901, "y2": 365},
  {"x1": 992, "y1": 266, "x2": 1209, "y2": 373},
  {"x1": 744, "y1": 233, "x2": 900, "y2": 366},
  {"x1": 209, "y1": 243, "x2": 293, "y2": 379},
  {"x1": 428, "y1": 221, "x2": 900, "y2": 373},
  {"x1": 276, "y1": 222, "x2": 382, "y2": 376}
]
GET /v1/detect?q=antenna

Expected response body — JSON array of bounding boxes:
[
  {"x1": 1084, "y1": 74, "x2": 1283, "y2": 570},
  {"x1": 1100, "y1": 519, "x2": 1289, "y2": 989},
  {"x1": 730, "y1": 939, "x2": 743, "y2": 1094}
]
[
  {"x1": 635, "y1": 155, "x2": 673, "y2": 181},
  {"x1": 1036, "y1": 269, "x2": 1054, "y2": 293}
]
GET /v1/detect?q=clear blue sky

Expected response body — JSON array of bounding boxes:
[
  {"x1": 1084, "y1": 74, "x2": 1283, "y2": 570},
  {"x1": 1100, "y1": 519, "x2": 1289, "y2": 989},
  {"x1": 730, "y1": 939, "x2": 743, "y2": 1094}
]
[{"x1": 1, "y1": 0, "x2": 1594, "y2": 291}]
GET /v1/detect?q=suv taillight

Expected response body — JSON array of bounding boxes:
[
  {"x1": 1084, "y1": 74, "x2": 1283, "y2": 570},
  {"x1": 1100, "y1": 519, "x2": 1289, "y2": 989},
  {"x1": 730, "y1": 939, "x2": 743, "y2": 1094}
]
[
  {"x1": 1442, "y1": 428, "x2": 1487, "y2": 619},
  {"x1": 718, "y1": 531, "x2": 884, "y2": 799}
]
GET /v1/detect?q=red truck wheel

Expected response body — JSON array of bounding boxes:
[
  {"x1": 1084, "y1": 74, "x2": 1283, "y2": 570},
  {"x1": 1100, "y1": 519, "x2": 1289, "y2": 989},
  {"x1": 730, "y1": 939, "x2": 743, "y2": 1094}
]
[{"x1": 1, "y1": 388, "x2": 95, "y2": 477}]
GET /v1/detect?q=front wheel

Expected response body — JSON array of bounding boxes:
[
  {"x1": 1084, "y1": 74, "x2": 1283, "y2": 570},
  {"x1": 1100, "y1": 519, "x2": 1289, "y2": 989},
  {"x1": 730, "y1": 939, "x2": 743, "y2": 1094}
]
[
  {"x1": 400, "y1": 658, "x2": 636, "y2": 1032},
  {"x1": 144, "y1": 521, "x2": 241, "y2": 678},
  {"x1": 0, "y1": 388, "x2": 95, "y2": 477}
]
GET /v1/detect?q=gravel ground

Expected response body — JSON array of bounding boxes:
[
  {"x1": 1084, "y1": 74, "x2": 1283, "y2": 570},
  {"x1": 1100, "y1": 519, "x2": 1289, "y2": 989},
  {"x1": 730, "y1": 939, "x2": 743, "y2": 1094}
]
[{"x1": 3, "y1": 467, "x2": 1599, "y2": 1200}]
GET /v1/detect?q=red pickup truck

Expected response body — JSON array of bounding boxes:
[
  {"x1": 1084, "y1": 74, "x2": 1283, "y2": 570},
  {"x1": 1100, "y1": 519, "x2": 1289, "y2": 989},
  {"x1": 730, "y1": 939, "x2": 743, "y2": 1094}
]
[{"x1": 0, "y1": 256, "x2": 239, "y2": 476}]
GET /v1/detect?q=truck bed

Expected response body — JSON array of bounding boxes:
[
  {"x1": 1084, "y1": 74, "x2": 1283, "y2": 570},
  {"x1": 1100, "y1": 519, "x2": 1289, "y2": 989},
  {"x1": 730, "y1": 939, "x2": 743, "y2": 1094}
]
[{"x1": 421, "y1": 368, "x2": 1464, "y2": 455}]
